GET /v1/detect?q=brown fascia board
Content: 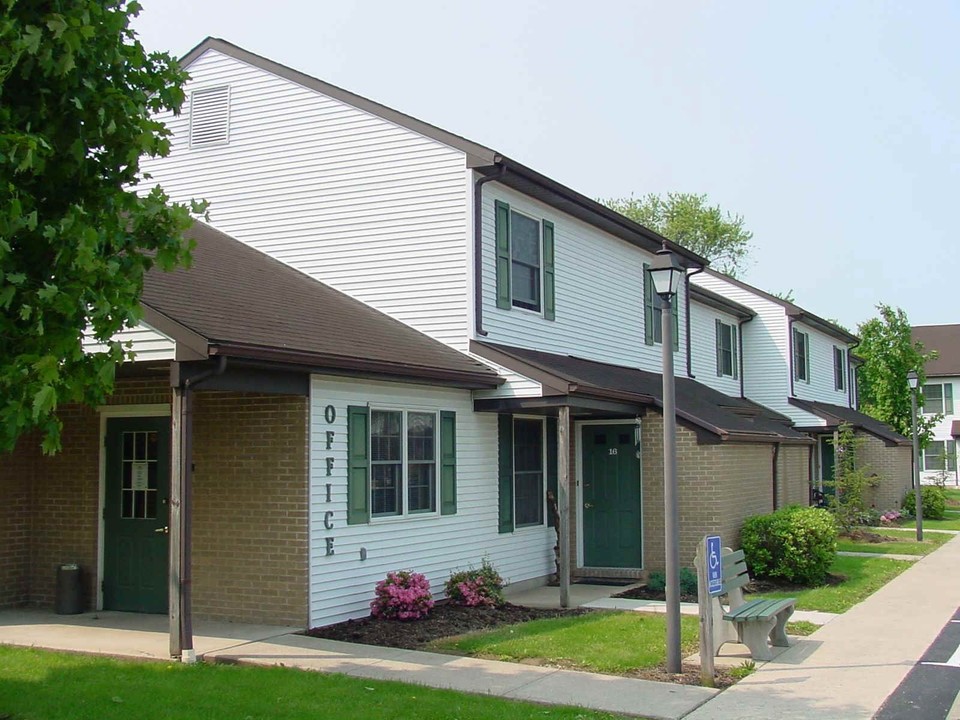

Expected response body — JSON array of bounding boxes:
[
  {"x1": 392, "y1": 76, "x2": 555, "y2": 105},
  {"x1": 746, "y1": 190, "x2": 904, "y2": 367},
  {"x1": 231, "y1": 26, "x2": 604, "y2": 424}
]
[
  {"x1": 140, "y1": 304, "x2": 209, "y2": 361},
  {"x1": 491, "y1": 159, "x2": 708, "y2": 269},
  {"x1": 209, "y1": 342, "x2": 501, "y2": 390},
  {"x1": 179, "y1": 37, "x2": 497, "y2": 168},
  {"x1": 702, "y1": 268, "x2": 858, "y2": 345},
  {"x1": 689, "y1": 284, "x2": 756, "y2": 320},
  {"x1": 180, "y1": 38, "x2": 708, "y2": 271}
]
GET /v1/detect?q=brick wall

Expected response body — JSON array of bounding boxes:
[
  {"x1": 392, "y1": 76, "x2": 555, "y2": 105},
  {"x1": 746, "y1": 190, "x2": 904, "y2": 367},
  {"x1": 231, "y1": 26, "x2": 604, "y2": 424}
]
[
  {"x1": 858, "y1": 433, "x2": 912, "y2": 511},
  {"x1": 777, "y1": 444, "x2": 812, "y2": 507},
  {"x1": 641, "y1": 413, "x2": 777, "y2": 570},
  {"x1": 191, "y1": 392, "x2": 309, "y2": 626},
  {"x1": 0, "y1": 434, "x2": 35, "y2": 608}
]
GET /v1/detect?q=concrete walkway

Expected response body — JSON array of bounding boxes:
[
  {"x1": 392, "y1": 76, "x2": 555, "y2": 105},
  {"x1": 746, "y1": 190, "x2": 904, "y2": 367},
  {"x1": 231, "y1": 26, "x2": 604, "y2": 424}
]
[
  {"x1": 838, "y1": 550, "x2": 921, "y2": 561},
  {"x1": 685, "y1": 532, "x2": 960, "y2": 719}
]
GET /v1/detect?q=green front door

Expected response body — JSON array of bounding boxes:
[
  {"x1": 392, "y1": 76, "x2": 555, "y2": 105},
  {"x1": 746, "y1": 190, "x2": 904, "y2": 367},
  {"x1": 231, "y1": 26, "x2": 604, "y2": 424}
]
[
  {"x1": 820, "y1": 436, "x2": 836, "y2": 496},
  {"x1": 582, "y1": 424, "x2": 642, "y2": 568},
  {"x1": 103, "y1": 416, "x2": 170, "y2": 613}
]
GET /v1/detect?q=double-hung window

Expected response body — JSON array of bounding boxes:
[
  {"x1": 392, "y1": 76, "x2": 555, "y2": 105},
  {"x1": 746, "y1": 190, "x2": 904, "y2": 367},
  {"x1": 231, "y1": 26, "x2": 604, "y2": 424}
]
[
  {"x1": 347, "y1": 406, "x2": 457, "y2": 524},
  {"x1": 793, "y1": 328, "x2": 810, "y2": 383},
  {"x1": 922, "y1": 383, "x2": 954, "y2": 415},
  {"x1": 494, "y1": 200, "x2": 556, "y2": 319},
  {"x1": 834, "y1": 347, "x2": 846, "y2": 391},
  {"x1": 716, "y1": 320, "x2": 738, "y2": 378},
  {"x1": 513, "y1": 418, "x2": 545, "y2": 528},
  {"x1": 922, "y1": 439, "x2": 957, "y2": 472}
]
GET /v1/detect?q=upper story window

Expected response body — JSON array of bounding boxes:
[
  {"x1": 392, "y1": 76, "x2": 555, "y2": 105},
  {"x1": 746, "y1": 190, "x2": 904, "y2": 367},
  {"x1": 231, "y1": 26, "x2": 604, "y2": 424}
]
[
  {"x1": 922, "y1": 383, "x2": 954, "y2": 415},
  {"x1": 793, "y1": 328, "x2": 810, "y2": 384},
  {"x1": 494, "y1": 200, "x2": 556, "y2": 320},
  {"x1": 189, "y1": 85, "x2": 231, "y2": 148},
  {"x1": 643, "y1": 264, "x2": 679, "y2": 350},
  {"x1": 922, "y1": 439, "x2": 957, "y2": 472},
  {"x1": 834, "y1": 347, "x2": 846, "y2": 391},
  {"x1": 716, "y1": 320, "x2": 738, "y2": 378}
]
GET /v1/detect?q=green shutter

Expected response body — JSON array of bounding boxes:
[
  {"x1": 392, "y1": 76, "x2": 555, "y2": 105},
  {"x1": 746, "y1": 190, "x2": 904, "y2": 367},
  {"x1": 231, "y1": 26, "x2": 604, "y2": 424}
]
[
  {"x1": 805, "y1": 333, "x2": 811, "y2": 383},
  {"x1": 543, "y1": 220, "x2": 556, "y2": 321},
  {"x1": 495, "y1": 200, "x2": 511, "y2": 310},
  {"x1": 440, "y1": 411, "x2": 457, "y2": 515},
  {"x1": 715, "y1": 319, "x2": 723, "y2": 376},
  {"x1": 347, "y1": 405, "x2": 370, "y2": 525},
  {"x1": 948, "y1": 440, "x2": 957, "y2": 472},
  {"x1": 945, "y1": 384, "x2": 954, "y2": 414},
  {"x1": 732, "y1": 325, "x2": 739, "y2": 380},
  {"x1": 643, "y1": 263, "x2": 654, "y2": 345},
  {"x1": 546, "y1": 416, "x2": 558, "y2": 527},
  {"x1": 498, "y1": 414, "x2": 514, "y2": 533}
]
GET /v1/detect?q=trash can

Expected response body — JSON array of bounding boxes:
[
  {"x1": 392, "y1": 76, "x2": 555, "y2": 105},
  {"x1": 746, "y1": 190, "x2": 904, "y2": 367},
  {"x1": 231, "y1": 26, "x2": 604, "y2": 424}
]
[{"x1": 55, "y1": 563, "x2": 83, "y2": 615}]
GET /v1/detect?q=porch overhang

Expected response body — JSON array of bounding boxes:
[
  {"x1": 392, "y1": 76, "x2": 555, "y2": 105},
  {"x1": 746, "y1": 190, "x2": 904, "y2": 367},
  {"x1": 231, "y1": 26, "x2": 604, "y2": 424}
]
[{"x1": 788, "y1": 398, "x2": 910, "y2": 447}]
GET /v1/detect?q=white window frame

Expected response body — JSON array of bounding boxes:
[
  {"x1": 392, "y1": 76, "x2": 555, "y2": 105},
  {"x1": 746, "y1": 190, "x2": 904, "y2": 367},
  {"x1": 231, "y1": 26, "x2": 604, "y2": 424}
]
[
  {"x1": 512, "y1": 415, "x2": 547, "y2": 529},
  {"x1": 508, "y1": 208, "x2": 544, "y2": 314},
  {"x1": 834, "y1": 346, "x2": 846, "y2": 392},
  {"x1": 793, "y1": 328, "x2": 811, "y2": 384},
  {"x1": 369, "y1": 408, "x2": 440, "y2": 520},
  {"x1": 718, "y1": 321, "x2": 738, "y2": 378},
  {"x1": 921, "y1": 383, "x2": 952, "y2": 416},
  {"x1": 922, "y1": 439, "x2": 957, "y2": 472}
]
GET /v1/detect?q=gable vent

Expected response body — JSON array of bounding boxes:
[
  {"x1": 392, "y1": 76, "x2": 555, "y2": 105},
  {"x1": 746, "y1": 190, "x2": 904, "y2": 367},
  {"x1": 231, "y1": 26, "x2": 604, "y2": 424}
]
[{"x1": 189, "y1": 85, "x2": 230, "y2": 148}]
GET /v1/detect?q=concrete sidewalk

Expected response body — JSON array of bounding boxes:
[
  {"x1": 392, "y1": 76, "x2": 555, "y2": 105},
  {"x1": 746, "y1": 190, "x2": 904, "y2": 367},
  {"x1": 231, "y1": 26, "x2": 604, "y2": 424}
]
[{"x1": 685, "y1": 532, "x2": 960, "y2": 719}]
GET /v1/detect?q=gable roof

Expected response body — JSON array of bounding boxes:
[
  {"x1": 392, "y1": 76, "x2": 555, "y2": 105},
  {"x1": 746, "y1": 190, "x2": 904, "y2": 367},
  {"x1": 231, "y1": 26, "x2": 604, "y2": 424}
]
[
  {"x1": 787, "y1": 398, "x2": 909, "y2": 446},
  {"x1": 474, "y1": 342, "x2": 810, "y2": 444},
  {"x1": 700, "y1": 268, "x2": 858, "y2": 344},
  {"x1": 912, "y1": 325, "x2": 960, "y2": 377},
  {"x1": 140, "y1": 222, "x2": 500, "y2": 389},
  {"x1": 690, "y1": 284, "x2": 755, "y2": 320},
  {"x1": 179, "y1": 37, "x2": 707, "y2": 269}
]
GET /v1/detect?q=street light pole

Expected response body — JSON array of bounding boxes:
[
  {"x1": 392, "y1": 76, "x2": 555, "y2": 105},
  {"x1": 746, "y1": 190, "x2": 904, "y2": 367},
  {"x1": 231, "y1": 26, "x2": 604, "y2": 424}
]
[
  {"x1": 907, "y1": 372, "x2": 923, "y2": 541},
  {"x1": 648, "y1": 246, "x2": 684, "y2": 674}
]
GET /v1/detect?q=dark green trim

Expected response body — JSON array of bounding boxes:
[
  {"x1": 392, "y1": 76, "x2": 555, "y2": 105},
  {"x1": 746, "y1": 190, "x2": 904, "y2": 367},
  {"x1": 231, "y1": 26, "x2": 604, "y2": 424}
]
[
  {"x1": 546, "y1": 416, "x2": 558, "y2": 527},
  {"x1": 716, "y1": 318, "x2": 723, "y2": 377},
  {"x1": 498, "y1": 414, "x2": 514, "y2": 533},
  {"x1": 495, "y1": 200, "x2": 511, "y2": 310},
  {"x1": 440, "y1": 410, "x2": 457, "y2": 515},
  {"x1": 643, "y1": 262, "x2": 654, "y2": 346},
  {"x1": 543, "y1": 220, "x2": 556, "y2": 321},
  {"x1": 347, "y1": 405, "x2": 370, "y2": 525}
]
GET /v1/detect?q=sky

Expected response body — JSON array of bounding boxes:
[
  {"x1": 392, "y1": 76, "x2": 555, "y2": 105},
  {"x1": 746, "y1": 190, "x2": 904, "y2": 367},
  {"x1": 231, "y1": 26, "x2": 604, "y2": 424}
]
[{"x1": 132, "y1": 1, "x2": 960, "y2": 331}]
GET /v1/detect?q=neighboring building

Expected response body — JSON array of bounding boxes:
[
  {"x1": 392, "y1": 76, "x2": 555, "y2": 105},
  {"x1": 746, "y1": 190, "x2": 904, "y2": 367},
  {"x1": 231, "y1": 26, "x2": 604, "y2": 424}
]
[
  {"x1": 912, "y1": 325, "x2": 960, "y2": 486},
  {"x1": 692, "y1": 269, "x2": 912, "y2": 510},
  {"x1": 3, "y1": 38, "x2": 825, "y2": 631}
]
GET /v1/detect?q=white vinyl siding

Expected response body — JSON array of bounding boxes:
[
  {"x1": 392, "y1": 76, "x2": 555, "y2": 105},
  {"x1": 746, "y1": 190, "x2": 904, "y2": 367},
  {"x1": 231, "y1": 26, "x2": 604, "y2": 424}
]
[
  {"x1": 309, "y1": 375, "x2": 553, "y2": 627},
  {"x1": 141, "y1": 49, "x2": 472, "y2": 351},
  {"x1": 689, "y1": 301, "x2": 741, "y2": 397},
  {"x1": 82, "y1": 322, "x2": 176, "y2": 362},
  {"x1": 792, "y1": 321, "x2": 852, "y2": 407},
  {"x1": 480, "y1": 183, "x2": 685, "y2": 372},
  {"x1": 920, "y1": 376, "x2": 960, "y2": 484}
]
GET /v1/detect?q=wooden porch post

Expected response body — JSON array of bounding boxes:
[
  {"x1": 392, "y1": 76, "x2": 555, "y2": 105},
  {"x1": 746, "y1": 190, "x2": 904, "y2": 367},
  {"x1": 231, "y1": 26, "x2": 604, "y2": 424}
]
[
  {"x1": 558, "y1": 405, "x2": 571, "y2": 608},
  {"x1": 169, "y1": 386, "x2": 184, "y2": 659}
]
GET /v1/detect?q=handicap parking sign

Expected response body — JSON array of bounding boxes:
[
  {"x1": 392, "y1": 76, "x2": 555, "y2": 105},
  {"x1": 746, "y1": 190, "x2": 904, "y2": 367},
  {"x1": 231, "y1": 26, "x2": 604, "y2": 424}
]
[{"x1": 706, "y1": 535, "x2": 723, "y2": 596}]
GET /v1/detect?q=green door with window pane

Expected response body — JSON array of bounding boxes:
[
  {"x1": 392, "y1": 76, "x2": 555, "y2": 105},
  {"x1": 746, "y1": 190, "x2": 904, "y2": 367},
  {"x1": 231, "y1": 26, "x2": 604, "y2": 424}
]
[
  {"x1": 103, "y1": 417, "x2": 170, "y2": 613},
  {"x1": 582, "y1": 425, "x2": 642, "y2": 568},
  {"x1": 820, "y1": 436, "x2": 835, "y2": 497}
]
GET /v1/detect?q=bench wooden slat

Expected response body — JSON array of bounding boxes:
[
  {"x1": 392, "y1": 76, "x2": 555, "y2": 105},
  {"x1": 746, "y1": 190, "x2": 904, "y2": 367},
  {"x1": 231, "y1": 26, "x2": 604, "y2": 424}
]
[{"x1": 724, "y1": 597, "x2": 795, "y2": 622}]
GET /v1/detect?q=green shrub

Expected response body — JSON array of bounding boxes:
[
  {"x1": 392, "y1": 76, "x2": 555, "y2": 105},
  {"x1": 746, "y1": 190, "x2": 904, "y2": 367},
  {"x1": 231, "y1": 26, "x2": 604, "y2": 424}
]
[
  {"x1": 645, "y1": 568, "x2": 698, "y2": 598},
  {"x1": 741, "y1": 506, "x2": 838, "y2": 585},
  {"x1": 902, "y1": 486, "x2": 947, "y2": 520},
  {"x1": 445, "y1": 558, "x2": 505, "y2": 607}
]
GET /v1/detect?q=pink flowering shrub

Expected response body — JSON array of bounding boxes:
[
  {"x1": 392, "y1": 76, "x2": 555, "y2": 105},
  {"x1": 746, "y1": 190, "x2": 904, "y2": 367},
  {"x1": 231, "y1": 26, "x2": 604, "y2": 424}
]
[
  {"x1": 445, "y1": 559, "x2": 505, "y2": 607},
  {"x1": 370, "y1": 570, "x2": 434, "y2": 620},
  {"x1": 879, "y1": 509, "x2": 902, "y2": 524}
]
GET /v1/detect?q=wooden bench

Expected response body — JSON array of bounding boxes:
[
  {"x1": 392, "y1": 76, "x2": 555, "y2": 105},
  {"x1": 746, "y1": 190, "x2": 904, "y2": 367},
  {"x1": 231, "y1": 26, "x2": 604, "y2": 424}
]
[{"x1": 703, "y1": 547, "x2": 796, "y2": 661}]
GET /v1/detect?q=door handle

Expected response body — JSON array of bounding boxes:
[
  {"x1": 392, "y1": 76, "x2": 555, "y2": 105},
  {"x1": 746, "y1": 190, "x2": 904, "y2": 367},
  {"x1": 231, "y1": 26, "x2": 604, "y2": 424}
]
[
  {"x1": 584, "y1": 503, "x2": 594, "y2": 509},
  {"x1": 154, "y1": 526, "x2": 169, "y2": 535}
]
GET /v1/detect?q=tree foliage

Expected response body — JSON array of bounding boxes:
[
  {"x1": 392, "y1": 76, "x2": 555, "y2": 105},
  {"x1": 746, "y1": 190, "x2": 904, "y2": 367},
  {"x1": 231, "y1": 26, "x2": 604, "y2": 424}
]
[
  {"x1": 603, "y1": 192, "x2": 752, "y2": 277},
  {"x1": 0, "y1": 1, "x2": 204, "y2": 453},
  {"x1": 856, "y1": 304, "x2": 939, "y2": 443}
]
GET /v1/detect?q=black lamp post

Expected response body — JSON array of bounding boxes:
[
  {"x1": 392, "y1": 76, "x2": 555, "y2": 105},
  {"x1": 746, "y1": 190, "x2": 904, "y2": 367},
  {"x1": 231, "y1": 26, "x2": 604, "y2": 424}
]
[{"x1": 648, "y1": 246, "x2": 684, "y2": 674}]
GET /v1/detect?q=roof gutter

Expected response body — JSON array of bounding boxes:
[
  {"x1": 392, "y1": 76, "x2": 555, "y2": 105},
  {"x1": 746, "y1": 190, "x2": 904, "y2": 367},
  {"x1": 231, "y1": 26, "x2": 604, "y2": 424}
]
[{"x1": 473, "y1": 163, "x2": 505, "y2": 337}]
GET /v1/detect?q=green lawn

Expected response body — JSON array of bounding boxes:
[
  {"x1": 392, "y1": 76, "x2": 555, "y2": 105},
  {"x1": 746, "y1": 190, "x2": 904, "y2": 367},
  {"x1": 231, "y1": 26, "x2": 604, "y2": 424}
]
[
  {"x1": 750, "y1": 554, "x2": 912, "y2": 614},
  {"x1": 897, "y1": 516, "x2": 960, "y2": 531},
  {"x1": 431, "y1": 611, "x2": 698, "y2": 674},
  {"x1": 836, "y1": 529, "x2": 951, "y2": 555},
  {"x1": 943, "y1": 487, "x2": 960, "y2": 505},
  {"x1": 0, "y1": 646, "x2": 627, "y2": 720}
]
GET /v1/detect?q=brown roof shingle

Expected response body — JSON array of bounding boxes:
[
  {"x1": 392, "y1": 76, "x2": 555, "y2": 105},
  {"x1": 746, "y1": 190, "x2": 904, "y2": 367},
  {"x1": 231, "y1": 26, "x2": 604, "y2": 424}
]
[
  {"x1": 913, "y1": 325, "x2": 960, "y2": 377},
  {"x1": 141, "y1": 222, "x2": 500, "y2": 388}
]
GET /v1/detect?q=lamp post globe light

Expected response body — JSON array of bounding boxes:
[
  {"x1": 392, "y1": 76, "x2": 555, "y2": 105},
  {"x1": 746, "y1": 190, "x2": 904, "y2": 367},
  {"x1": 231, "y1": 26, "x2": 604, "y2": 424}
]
[
  {"x1": 907, "y1": 371, "x2": 923, "y2": 541},
  {"x1": 648, "y1": 246, "x2": 684, "y2": 674}
]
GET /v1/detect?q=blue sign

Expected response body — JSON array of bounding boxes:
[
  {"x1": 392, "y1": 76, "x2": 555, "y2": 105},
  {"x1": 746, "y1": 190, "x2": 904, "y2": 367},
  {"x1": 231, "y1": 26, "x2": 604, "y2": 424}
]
[{"x1": 706, "y1": 535, "x2": 723, "y2": 596}]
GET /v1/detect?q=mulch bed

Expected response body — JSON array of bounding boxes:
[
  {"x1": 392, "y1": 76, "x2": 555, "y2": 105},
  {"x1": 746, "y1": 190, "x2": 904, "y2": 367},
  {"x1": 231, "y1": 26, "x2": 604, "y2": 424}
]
[
  {"x1": 304, "y1": 601, "x2": 739, "y2": 687},
  {"x1": 612, "y1": 586, "x2": 698, "y2": 603},
  {"x1": 843, "y1": 529, "x2": 901, "y2": 543}
]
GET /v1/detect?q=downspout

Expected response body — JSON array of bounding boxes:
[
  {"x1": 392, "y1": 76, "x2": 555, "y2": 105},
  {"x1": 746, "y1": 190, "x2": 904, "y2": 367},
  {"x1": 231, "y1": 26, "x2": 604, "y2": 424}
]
[
  {"x1": 738, "y1": 314, "x2": 755, "y2": 399},
  {"x1": 473, "y1": 163, "x2": 505, "y2": 337},
  {"x1": 787, "y1": 317, "x2": 796, "y2": 398},
  {"x1": 176, "y1": 355, "x2": 227, "y2": 661},
  {"x1": 684, "y1": 267, "x2": 703, "y2": 378},
  {"x1": 772, "y1": 442, "x2": 781, "y2": 510}
]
